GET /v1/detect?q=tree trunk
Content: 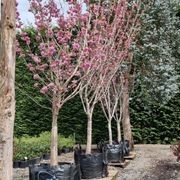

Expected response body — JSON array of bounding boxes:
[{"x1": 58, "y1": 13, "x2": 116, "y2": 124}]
[
  {"x1": 50, "y1": 98, "x2": 60, "y2": 166},
  {"x1": 117, "y1": 121, "x2": 121, "y2": 142},
  {"x1": 86, "y1": 113, "x2": 93, "y2": 154},
  {"x1": 108, "y1": 121, "x2": 113, "y2": 145},
  {"x1": 0, "y1": 0, "x2": 16, "y2": 179},
  {"x1": 122, "y1": 75, "x2": 134, "y2": 150}
]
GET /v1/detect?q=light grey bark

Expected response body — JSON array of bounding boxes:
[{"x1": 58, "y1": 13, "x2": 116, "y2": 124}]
[
  {"x1": 117, "y1": 121, "x2": 121, "y2": 142},
  {"x1": 50, "y1": 94, "x2": 60, "y2": 166},
  {"x1": 86, "y1": 112, "x2": 93, "y2": 154},
  {"x1": 0, "y1": 0, "x2": 16, "y2": 179}
]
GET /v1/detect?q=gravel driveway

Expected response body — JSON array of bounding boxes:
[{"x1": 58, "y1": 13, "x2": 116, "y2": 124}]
[{"x1": 13, "y1": 144, "x2": 180, "y2": 180}]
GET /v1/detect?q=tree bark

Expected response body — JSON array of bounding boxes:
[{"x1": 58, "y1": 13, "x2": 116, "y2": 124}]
[
  {"x1": 86, "y1": 113, "x2": 93, "y2": 154},
  {"x1": 0, "y1": 0, "x2": 16, "y2": 179},
  {"x1": 108, "y1": 121, "x2": 113, "y2": 145},
  {"x1": 50, "y1": 97, "x2": 60, "y2": 166},
  {"x1": 122, "y1": 75, "x2": 134, "y2": 150},
  {"x1": 117, "y1": 121, "x2": 121, "y2": 142}
]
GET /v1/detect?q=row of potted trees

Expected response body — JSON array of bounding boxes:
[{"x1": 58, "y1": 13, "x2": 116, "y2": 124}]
[{"x1": 16, "y1": 0, "x2": 142, "y2": 179}]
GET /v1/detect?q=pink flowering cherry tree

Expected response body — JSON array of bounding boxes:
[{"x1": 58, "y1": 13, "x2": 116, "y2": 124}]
[
  {"x1": 100, "y1": 71, "x2": 124, "y2": 145},
  {"x1": 16, "y1": 0, "x2": 107, "y2": 166},
  {"x1": 79, "y1": 0, "x2": 143, "y2": 154}
]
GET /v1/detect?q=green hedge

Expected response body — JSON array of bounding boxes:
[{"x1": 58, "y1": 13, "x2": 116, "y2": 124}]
[
  {"x1": 15, "y1": 58, "x2": 180, "y2": 144},
  {"x1": 130, "y1": 83, "x2": 180, "y2": 144},
  {"x1": 13, "y1": 132, "x2": 75, "y2": 160}
]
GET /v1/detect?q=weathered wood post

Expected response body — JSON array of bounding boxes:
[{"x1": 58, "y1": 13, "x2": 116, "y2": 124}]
[{"x1": 0, "y1": 0, "x2": 16, "y2": 179}]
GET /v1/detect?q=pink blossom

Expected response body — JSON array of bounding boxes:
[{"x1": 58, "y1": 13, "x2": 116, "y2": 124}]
[
  {"x1": 33, "y1": 74, "x2": 40, "y2": 80},
  {"x1": 47, "y1": 83, "x2": 55, "y2": 88},
  {"x1": 36, "y1": 35, "x2": 41, "y2": 41},
  {"x1": 48, "y1": 46, "x2": 56, "y2": 56},
  {"x1": 32, "y1": 55, "x2": 41, "y2": 63},
  {"x1": 40, "y1": 86, "x2": 48, "y2": 94},
  {"x1": 83, "y1": 62, "x2": 91, "y2": 69},
  {"x1": 26, "y1": 63, "x2": 35, "y2": 71},
  {"x1": 73, "y1": 43, "x2": 80, "y2": 50}
]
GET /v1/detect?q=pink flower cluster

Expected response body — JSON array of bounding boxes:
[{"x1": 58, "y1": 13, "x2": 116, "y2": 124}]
[{"x1": 17, "y1": 0, "x2": 142, "y2": 100}]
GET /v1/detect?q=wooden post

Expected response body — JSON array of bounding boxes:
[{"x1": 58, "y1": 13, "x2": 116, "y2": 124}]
[{"x1": 0, "y1": 0, "x2": 16, "y2": 179}]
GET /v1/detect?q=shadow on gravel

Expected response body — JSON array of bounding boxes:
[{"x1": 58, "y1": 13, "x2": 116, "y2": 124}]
[{"x1": 144, "y1": 160, "x2": 180, "y2": 180}]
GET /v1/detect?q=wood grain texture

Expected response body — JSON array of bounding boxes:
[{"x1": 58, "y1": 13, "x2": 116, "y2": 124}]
[{"x1": 0, "y1": 0, "x2": 16, "y2": 179}]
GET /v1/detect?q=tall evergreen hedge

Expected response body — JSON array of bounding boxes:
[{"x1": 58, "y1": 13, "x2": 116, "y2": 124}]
[
  {"x1": 15, "y1": 0, "x2": 179, "y2": 144},
  {"x1": 15, "y1": 58, "x2": 179, "y2": 144}
]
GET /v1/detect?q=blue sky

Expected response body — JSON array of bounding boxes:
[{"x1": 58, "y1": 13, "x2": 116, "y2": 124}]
[
  {"x1": 18, "y1": 0, "x2": 34, "y2": 25},
  {"x1": 18, "y1": 0, "x2": 86, "y2": 25},
  {"x1": 17, "y1": 0, "x2": 70, "y2": 25}
]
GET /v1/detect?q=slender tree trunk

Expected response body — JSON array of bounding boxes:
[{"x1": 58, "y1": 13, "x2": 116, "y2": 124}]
[
  {"x1": 108, "y1": 121, "x2": 113, "y2": 145},
  {"x1": 86, "y1": 113, "x2": 93, "y2": 154},
  {"x1": 50, "y1": 98, "x2": 60, "y2": 166},
  {"x1": 122, "y1": 75, "x2": 134, "y2": 150},
  {"x1": 0, "y1": 0, "x2": 16, "y2": 179},
  {"x1": 117, "y1": 121, "x2": 121, "y2": 142}
]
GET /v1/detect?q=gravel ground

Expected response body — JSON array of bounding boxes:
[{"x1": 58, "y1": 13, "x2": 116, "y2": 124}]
[
  {"x1": 117, "y1": 144, "x2": 180, "y2": 180},
  {"x1": 13, "y1": 144, "x2": 180, "y2": 180}
]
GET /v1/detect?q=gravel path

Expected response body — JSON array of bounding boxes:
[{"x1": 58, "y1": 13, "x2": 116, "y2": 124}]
[
  {"x1": 13, "y1": 144, "x2": 180, "y2": 180},
  {"x1": 118, "y1": 144, "x2": 180, "y2": 180}
]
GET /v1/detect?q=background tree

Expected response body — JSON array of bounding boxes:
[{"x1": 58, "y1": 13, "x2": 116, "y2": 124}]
[
  {"x1": 0, "y1": 0, "x2": 16, "y2": 179},
  {"x1": 129, "y1": 0, "x2": 179, "y2": 144},
  {"x1": 133, "y1": 0, "x2": 179, "y2": 103}
]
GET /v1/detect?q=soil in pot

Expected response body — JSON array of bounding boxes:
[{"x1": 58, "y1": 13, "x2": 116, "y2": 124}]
[
  {"x1": 74, "y1": 149, "x2": 108, "y2": 179},
  {"x1": 29, "y1": 162, "x2": 80, "y2": 180}
]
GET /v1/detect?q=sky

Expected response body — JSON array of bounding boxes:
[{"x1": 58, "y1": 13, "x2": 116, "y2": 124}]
[
  {"x1": 17, "y1": 0, "x2": 70, "y2": 25},
  {"x1": 18, "y1": 0, "x2": 86, "y2": 25},
  {"x1": 17, "y1": 0, "x2": 35, "y2": 25}
]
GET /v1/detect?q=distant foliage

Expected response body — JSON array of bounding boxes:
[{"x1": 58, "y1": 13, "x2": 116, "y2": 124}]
[
  {"x1": 13, "y1": 132, "x2": 75, "y2": 160},
  {"x1": 15, "y1": 0, "x2": 180, "y2": 144},
  {"x1": 15, "y1": 59, "x2": 180, "y2": 144},
  {"x1": 130, "y1": 80, "x2": 180, "y2": 144},
  {"x1": 133, "y1": 0, "x2": 180, "y2": 103}
]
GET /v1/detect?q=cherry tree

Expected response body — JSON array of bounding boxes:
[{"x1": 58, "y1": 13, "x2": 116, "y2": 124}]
[
  {"x1": 79, "y1": 0, "x2": 143, "y2": 154},
  {"x1": 17, "y1": 0, "x2": 101, "y2": 166},
  {"x1": 100, "y1": 71, "x2": 124, "y2": 145}
]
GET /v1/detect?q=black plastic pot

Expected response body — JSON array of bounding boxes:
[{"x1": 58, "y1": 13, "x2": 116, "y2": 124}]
[
  {"x1": 13, "y1": 161, "x2": 20, "y2": 168},
  {"x1": 18, "y1": 157, "x2": 41, "y2": 168},
  {"x1": 62, "y1": 147, "x2": 70, "y2": 154},
  {"x1": 75, "y1": 149, "x2": 108, "y2": 179},
  {"x1": 98, "y1": 139, "x2": 130, "y2": 158},
  {"x1": 29, "y1": 162, "x2": 80, "y2": 180},
  {"x1": 43, "y1": 153, "x2": 50, "y2": 160},
  {"x1": 106, "y1": 144, "x2": 124, "y2": 163},
  {"x1": 122, "y1": 140, "x2": 130, "y2": 156},
  {"x1": 58, "y1": 149, "x2": 62, "y2": 156},
  {"x1": 29, "y1": 157, "x2": 41, "y2": 165},
  {"x1": 19, "y1": 160, "x2": 29, "y2": 168}
]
